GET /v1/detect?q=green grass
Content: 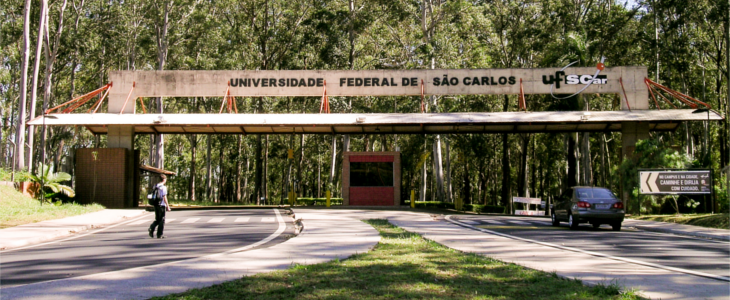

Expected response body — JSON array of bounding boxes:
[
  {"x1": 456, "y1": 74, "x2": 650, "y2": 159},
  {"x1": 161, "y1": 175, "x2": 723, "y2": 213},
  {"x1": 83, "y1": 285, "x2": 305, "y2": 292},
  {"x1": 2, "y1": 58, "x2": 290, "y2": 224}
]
[
  {"x1": 153, "y1": 219, "x2": 641, "y2": 300},
  {"x1": 628, "y1": 213, "x2": 729, "y2": 230},
  {"x1": 0, "y1": 185, "x2": 105, "y2": 229}
]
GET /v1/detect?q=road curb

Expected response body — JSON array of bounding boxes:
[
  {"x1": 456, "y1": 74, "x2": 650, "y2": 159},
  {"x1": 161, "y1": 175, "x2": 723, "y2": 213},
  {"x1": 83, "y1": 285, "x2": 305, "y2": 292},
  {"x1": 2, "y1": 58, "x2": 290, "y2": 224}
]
[{"x1": 633, "y1": 225, "x2": 730, "y2": 241}]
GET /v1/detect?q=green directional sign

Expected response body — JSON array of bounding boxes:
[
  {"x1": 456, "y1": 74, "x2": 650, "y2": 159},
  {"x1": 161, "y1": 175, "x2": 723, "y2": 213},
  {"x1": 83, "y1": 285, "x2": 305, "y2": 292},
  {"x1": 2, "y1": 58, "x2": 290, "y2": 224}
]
[{"x1": 639, "y1": 170, "x2": 712, "y2": 195}]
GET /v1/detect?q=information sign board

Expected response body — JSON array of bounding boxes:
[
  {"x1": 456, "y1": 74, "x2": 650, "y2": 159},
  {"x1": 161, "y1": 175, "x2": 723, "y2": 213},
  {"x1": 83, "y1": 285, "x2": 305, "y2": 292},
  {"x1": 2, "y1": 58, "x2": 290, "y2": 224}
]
[{"x1": 639, "y1": 170, "x2": 711, "y2": 195}]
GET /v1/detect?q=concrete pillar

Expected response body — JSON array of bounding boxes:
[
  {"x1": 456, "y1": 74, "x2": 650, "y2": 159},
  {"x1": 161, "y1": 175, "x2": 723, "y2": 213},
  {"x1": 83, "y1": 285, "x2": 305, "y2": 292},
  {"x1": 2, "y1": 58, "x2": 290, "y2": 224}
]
[
  {"x1": 619, "y1": 67, "x2": 650, "y2": 211},
  {"x1": 106, "y1": 71, "x2": 137, "y2": 207}
]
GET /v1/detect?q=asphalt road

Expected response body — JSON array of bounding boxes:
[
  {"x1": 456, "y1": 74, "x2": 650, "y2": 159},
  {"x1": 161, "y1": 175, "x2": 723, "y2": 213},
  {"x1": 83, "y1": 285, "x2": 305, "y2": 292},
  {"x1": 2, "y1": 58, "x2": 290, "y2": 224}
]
[
  {"x1": 451, "y1": 215, "x2": 730, "y2": 278},
  {"x1": 0, "y1": 209, "x2": 293, "y2": 288}
]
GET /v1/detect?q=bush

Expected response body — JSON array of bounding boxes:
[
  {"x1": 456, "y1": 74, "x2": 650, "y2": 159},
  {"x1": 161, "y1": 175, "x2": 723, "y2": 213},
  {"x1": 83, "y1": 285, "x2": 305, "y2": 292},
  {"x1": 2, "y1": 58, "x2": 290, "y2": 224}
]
[
  {"x1": 0, "y1": 168, "x2": 32, "y2": 182},
  {"x1": 296, "y1": 197, "x2": 343, "y2": 206}
]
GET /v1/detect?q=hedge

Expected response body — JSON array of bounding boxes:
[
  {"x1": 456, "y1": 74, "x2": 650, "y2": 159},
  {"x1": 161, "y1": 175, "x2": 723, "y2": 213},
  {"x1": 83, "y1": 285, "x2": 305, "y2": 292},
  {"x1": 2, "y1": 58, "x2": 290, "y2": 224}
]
[{"x1": 296, "y1": 197, "x2": 343, "y2": 206}]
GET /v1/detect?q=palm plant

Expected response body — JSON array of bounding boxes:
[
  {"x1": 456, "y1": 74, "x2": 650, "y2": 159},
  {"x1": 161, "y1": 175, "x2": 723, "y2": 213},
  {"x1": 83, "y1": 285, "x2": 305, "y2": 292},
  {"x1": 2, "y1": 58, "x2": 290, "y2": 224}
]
[{"x1": 29, "y1": 164, "x2": 75, "y2": 204}]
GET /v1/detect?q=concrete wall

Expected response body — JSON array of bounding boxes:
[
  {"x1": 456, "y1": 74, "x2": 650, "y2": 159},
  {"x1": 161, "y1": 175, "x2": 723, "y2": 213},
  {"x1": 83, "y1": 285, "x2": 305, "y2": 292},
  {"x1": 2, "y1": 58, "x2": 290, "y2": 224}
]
[{"x1": 109, "y1": 67, "x2": 648, "y2": 98}]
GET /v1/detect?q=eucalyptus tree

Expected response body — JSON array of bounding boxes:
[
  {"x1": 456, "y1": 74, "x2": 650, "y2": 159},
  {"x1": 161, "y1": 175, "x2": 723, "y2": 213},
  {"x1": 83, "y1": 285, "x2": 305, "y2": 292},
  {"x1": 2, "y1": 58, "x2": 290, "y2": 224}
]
[{"x1": 14, "y1": 0, "x2": 32, "y2": 171}]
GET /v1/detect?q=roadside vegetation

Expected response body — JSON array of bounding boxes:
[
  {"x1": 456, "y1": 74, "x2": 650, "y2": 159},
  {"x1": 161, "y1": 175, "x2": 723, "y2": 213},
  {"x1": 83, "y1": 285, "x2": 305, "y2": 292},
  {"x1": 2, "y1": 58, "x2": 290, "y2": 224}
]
[
  {"x1": 155, "y1": 219, "x2": 640, "y2": 300},
  {"x1": 628, "y1": 213, "x2": 729, "y2": 230},
  {"x1": 0, "y1": 185, "x2": 104, "y2": 229}
]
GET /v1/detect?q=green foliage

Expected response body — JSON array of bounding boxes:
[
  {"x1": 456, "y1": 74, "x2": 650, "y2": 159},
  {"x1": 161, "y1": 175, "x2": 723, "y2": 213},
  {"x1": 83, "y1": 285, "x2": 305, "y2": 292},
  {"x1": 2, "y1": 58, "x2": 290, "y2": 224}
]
[
  {"x1": 28, "y1": 164, "x2": 75, "y2": 203},
  {"x1": 0, "y1": 168, "x2": 32, "y2": 182},
  {"x1": 619, "y1": 139, "x2": 693, "y2": 213}
]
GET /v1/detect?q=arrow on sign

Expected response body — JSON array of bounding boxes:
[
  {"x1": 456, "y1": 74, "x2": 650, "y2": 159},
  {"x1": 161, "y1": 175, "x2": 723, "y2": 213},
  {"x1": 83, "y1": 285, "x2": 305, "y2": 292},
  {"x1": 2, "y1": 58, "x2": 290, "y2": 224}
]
[
  {"x1": 648, "y1": 172, "x2": 660, "y2": 192},
  {"x1": 640, "y1": 172, "x2": 651, "y2": 193}
]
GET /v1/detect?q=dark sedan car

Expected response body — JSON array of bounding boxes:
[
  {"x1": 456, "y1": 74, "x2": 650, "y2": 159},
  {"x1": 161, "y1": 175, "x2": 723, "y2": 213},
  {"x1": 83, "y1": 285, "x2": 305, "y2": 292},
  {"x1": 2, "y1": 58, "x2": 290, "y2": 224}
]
[{"x1": 551, "y1": 186, "x2": 625, "y2": 231}]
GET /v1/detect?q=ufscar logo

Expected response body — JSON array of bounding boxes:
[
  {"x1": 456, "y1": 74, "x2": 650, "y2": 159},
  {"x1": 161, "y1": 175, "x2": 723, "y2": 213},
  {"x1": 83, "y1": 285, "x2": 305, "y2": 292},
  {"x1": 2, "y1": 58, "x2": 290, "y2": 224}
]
[{"x1": 543, "y1": 57, "x2": 607, "y2": 99}]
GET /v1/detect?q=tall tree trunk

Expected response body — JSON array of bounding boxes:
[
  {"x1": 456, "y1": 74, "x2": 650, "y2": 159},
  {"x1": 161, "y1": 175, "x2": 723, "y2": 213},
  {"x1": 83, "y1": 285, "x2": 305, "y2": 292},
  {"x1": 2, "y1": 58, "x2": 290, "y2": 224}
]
[
  {"x1": 27, "y1": 0, "x2": 48, "y2": 172},
  {"x1": 243, "y1": 158, "x2": 249, "y2": 203},
  {"x1": 444, "y1": 138, "x2": 452, "y2": 202},
  {"x1": 0, "y1": 106, "x2": 4, "y2": 168},
  {"x1": 530, "y1": 135, "x2": 536, "y2": 197},
  {"x1": 518, "y1": 134, "x2": 528, "y2": 197},
  {"x1": 297, "y1": 134, "x2": 304, "y2": 196},
  {"x1": 264, "y1": 135, "x2": 269, "y2": 202},
  {"x1": 40, "y1": 0, "x2": 68, "y2": 174},
  {"x1": 153, "y1": 1, "x2": 171, "y2": 170},
  {"x1": 580, "y1": 98, "x2": 592, "y2": 186},
  {"x1": 328, "y1": 135, "x2": 337, "y2": 190},
  {"x1": 14, "y1": 0, "x2": 32, "y2": 171},
  {"x1": 206, "y1": 134, "x2": 213, "y2": 200},
  {"x1": 236, "y1": 135, "x2": 242, "y2": 202},
  {"x1": 254, "y1": 133, "x2": 262, "y2": 205},
  {"x1": 726, "y1": 0, "x2": 730, "y2": 203},
  {"x1": 189, "y1": 134, "x2": 197, "y2": 201},
  {"x1": 567, "y1": 133, "x2": 578, "y2": 188},
  {"x1": 317, "y1": 138, "x2": 321, "y2": 198},
  {"x1": 218, "y1": 138, "x2": 223, "y2": 202},
  {"x1": 420, "y1": 140, "x2": 428, "y2": 202},
  {"x1": 501, "y1": 95, "x2": 512, "y2": 213},
  {"x1": 463, "y1": 152, "x2": 470, "y2": 204}
]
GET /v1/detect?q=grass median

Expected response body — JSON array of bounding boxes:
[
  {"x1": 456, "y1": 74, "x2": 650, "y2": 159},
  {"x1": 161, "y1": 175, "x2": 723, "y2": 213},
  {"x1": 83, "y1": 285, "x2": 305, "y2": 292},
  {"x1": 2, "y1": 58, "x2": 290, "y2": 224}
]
[
  {"x1": 0, "y1": 185, "x2": 104, "y2": 228},
  {"x1": 154, "y1": 219, "x2": 640, "y2": 300},
  {"x1": 628, "y1": 213, "x2": 729, "y2": 230}
]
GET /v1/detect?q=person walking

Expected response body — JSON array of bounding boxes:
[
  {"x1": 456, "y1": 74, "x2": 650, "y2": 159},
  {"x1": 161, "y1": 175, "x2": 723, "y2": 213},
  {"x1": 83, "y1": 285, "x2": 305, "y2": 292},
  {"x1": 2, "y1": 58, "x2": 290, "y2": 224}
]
[{"x1": 149, "y1": 174, "x2": 170, "y2": 239}]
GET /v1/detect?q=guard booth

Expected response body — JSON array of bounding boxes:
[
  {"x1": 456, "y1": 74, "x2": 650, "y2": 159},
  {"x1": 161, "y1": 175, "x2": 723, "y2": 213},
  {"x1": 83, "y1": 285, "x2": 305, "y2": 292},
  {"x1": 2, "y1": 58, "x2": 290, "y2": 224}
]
[{"x1": 342, "y1": 152, "x2": 401, "y2": 206}]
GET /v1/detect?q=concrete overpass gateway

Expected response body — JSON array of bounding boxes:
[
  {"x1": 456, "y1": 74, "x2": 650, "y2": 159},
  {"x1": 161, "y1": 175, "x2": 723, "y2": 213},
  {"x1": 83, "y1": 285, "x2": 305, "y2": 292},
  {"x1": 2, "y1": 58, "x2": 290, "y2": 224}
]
[{"x1": 29, "y1": 67, "x2": 724, "y2": 208}]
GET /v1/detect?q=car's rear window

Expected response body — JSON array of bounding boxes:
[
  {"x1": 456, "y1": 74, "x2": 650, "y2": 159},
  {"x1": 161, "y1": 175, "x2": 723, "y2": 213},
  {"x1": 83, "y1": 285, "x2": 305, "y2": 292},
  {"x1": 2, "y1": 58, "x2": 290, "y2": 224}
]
[{"x1": 575, "y1": 188, "x2": 616, "y2": 199}]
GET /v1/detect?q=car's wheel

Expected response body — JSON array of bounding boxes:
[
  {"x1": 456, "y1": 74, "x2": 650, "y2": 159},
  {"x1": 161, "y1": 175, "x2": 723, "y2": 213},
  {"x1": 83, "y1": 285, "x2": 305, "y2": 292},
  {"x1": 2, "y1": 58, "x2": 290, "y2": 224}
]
[
  {"x1": 592, "y1": 223, "x2": 601, "y2": 229},
  {"x1": 611, "y1": 222, "x2": 622, "y2": 231},
  {"x1": 551, "y1": 212, "x2": 560, "y2": 226},
  {"x1": 568, "y1": 214, "x2": 579, "y2": 230}
]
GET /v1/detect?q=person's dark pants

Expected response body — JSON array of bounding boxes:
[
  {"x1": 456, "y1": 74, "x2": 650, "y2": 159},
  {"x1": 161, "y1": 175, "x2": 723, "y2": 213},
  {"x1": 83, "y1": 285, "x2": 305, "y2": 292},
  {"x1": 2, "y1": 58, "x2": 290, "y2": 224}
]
[{"x1": 149, "y1": 205, "x2": 166, "y2": 237}]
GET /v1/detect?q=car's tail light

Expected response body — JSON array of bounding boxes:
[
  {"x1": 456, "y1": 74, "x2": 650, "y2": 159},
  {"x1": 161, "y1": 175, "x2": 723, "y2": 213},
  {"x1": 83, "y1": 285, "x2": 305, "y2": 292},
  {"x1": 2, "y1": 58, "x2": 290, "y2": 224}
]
[
  {"x1": 577, "y1": 201, "x2": 591, "y2": 208},
  {"x1": 612, "y1": 202, "x2": 624, "y2": 209}
]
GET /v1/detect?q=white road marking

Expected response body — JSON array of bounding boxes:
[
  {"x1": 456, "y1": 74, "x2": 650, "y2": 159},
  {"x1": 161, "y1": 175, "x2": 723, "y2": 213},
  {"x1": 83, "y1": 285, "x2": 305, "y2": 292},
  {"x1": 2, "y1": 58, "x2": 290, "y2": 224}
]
[
  {"x1": 458, "y1": 220, "x2": 480, "y2": 225},
  {"x1": 165, "y1": 219, "x2": 176, "y2": 223},
  {"x1": 235, "y1": 217, "x2": 250, "y2": 223},
  {"x1": 508, "y1": 220, "x2": 530, "y2": 225},
  {"x1": 207, "y1": 218, "x2": 225, "y2": 223},
  {"x1": 482, "y1": 220, "x2": 504, "y2": 225},
  {"x1": 261, "y1": 217, "x2": 275, "y2": 222},
  {"x1": 445, "y1": 215, "x2": 730, "y2": 282},
  {"x1": 130, "y1": 219, "x2": 152, "y2": 225},
  {"x1": 181, "y1": 218, "x2": 200, "y2": 224}
]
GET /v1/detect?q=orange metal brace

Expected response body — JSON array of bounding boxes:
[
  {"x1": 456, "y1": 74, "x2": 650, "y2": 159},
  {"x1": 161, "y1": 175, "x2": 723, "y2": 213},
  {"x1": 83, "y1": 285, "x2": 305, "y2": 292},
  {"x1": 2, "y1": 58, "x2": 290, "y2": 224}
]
[
  {"x1": 47, "y1": 83, "x2": 112, "y2": 114},
  {"x1": 90, "y1": 85, "x2": 113, "y2": 113},
  {"x1": 119, "y1": 82, "x2": 136, "y2": 115},
  {"x1": 644, "y1": 78, "x2": 710, "y2": 109},
  {"x1": 219, "y1": 83, "x2": 232, "y2": 113},
  {"x1": 618, "y1": 77, "x2": 632, "y2": 112},
  {"x1": 138, "y1": 97, "x2": 147, "y2": 114},
  {"x1": 320, "y1": 80, "x2": 330, "y2": 113},
  {"x1": 519, "y1": 78, "x2": 527, "y2": 112}
]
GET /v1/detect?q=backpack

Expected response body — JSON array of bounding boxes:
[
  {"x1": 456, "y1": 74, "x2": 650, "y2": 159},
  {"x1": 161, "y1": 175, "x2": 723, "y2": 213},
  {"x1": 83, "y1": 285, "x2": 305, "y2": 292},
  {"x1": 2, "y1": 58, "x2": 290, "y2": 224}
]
[{"x1": 148, "y1": 185, "x2": 160, "y2": 206}]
